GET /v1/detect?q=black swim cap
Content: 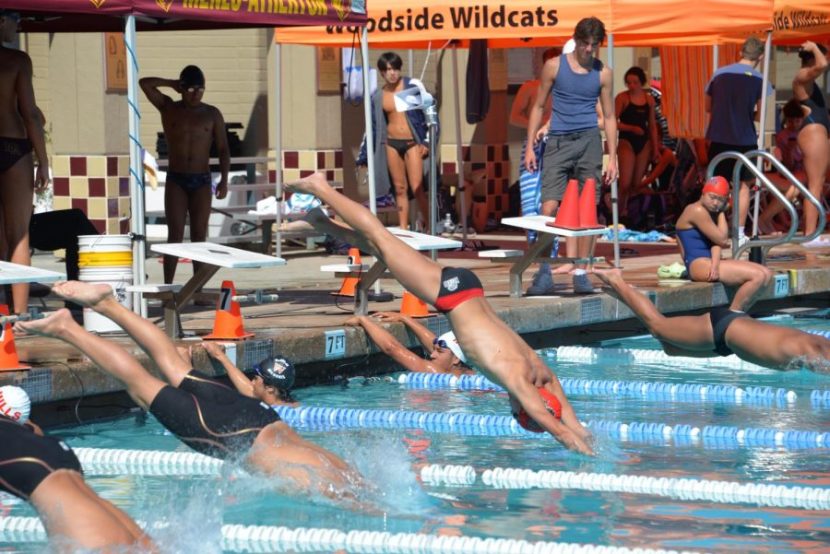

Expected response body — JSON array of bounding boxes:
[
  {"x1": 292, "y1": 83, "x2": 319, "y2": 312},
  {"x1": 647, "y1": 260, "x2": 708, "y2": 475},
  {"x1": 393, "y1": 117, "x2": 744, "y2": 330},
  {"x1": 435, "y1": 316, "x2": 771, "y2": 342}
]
[
  {"x1": 179, "y1": 65, "x2": 205, "y2": 88},
  {"x1": 253, "y1": 356, "x2": 295, "y2": 390}
]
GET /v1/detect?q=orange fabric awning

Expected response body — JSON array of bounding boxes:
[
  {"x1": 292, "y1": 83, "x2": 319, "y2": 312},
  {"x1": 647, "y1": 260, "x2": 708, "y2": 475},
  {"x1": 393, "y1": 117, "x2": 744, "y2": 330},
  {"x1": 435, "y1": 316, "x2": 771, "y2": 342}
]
[
  {"x1": 275, "y1": 0, "x2": 775, "y2": 47},
  {"x1": 275, "y1": 0, "x2": 611, "y2": 48},
  {"x1": 771, "y1": 1, "x2": 830, "y2": 43}
]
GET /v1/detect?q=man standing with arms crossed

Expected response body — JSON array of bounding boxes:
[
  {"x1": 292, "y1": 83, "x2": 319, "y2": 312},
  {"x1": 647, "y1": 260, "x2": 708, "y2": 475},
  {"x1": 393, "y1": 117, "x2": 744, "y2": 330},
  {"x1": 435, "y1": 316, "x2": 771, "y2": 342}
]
[
  {"x1": 141, "y1": 65, "x2": 229, "y2": 286},
  {"x1": 525, "y1": 17, "x2": 618, "y2": 295}
]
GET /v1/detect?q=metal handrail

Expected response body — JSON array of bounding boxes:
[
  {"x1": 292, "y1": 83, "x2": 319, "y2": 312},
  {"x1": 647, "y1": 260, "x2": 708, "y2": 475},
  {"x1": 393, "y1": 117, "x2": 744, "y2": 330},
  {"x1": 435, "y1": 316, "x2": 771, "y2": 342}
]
[
  {"x1": 739, "y1": 149, "x2": 826, "y2": 250},
  {"x1": 706, "y1": 151, "x2": 797, "y2": 259}
]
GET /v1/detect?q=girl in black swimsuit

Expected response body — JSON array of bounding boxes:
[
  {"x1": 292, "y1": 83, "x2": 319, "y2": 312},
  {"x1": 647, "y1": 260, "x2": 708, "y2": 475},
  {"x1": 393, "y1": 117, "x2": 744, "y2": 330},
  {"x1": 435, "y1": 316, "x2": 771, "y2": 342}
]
[
  {"x1": 615, "y1": 67, "x2": 660, "y2": 223},
  {"x1": 794, "y1": 42, "x2": 830, "y2": 242}
]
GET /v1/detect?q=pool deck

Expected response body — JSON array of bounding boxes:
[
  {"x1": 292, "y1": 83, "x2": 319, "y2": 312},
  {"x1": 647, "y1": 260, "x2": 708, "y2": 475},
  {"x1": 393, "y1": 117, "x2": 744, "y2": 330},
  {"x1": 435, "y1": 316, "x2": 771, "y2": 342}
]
[{"x1": 5, "y1": 231, "x2": 830, "y2": 424}]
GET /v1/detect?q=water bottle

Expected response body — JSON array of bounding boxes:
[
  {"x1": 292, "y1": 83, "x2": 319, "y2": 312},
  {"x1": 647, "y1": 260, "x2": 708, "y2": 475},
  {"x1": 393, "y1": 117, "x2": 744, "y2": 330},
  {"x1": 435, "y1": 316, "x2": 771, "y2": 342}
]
[{"x1": 442, "y1": 213, "x2": 455, "y2": 234}]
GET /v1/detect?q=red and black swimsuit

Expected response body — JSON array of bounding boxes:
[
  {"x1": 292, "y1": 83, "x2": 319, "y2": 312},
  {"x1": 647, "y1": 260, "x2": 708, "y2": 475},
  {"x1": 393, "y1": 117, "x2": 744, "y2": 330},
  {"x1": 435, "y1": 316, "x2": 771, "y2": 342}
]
[{"x1": 434, "y1": 267, "x2": 485, "y2": 313}]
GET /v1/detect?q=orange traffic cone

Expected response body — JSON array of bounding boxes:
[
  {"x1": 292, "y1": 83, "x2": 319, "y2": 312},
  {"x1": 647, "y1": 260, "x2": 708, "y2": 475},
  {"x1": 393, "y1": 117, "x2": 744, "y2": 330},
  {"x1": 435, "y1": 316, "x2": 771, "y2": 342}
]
[
  {"x1": 400, "y1": 290, "x2": 430, "y2": 318},
  {"x1": 547, "y1": 179, "x2": 581, "y2": 230},
  {"x1": 204, "y1": 281, "x2": 254, "y2": 340},
  {"x1": 578, "y1": 178, "x2": 603, "y2": 229},
  {"x1": 333, "y1": 248, "x2": 361, "y2": 297},
  {"x1": 0, "y1": 305, "x2": 29, "y2": 371}
]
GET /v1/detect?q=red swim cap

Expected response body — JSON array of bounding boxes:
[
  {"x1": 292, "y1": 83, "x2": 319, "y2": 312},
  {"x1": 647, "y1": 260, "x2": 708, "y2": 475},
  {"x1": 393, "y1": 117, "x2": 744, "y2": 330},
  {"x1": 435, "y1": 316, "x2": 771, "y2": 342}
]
[
  {"x1": 702, "y1": 176, "x2": 730, "y2": 196},
  {"x1": 512, "y1": 387, "x2": 563, "y2": 433}
]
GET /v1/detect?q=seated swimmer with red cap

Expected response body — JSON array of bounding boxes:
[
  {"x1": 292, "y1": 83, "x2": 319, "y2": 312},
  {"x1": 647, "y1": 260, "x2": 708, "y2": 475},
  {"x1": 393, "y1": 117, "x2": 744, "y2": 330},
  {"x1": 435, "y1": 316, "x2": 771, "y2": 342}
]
[{"x1": 675, "y1": 175, "x2": 772, "y2": 313}]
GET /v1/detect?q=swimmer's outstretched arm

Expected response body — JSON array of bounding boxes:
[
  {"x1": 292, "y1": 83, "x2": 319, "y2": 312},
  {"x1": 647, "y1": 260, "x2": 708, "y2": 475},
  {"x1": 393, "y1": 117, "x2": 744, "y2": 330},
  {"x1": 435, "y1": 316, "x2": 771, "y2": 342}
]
[
  {"x1": 529, "y1": 354, "x2": 592, "y2": 442},
  {"x1": 374, "y1": 312, "x2": 436, "y2": 352},
  {"x1": 202, "y1": 342, "x2": 256, "y2": 398},
  {"x1": 345, "y1": 315, "x2": 436, "y2": 373},
  {"x1": 507, "y1": 374, "x2": 594, "y2": 456}
]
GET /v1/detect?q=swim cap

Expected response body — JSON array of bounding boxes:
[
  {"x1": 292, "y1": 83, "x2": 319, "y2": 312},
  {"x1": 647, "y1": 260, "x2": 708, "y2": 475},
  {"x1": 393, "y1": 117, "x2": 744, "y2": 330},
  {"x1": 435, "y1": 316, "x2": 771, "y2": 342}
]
[
  {"x1": 253, "y1": 356, "x2": 295, "y2": 390},
  {"x1": 0, "y1": 386, "x2": 30, "y2": 423},
  {"x1": 436, "y1": 331, "x2": 466, "y2": 364},
  {"x1": 563, "y1": 38, "x2": 576, "y2": 54},
  {"x1": 702, "y1": 176, "x2": 729, "y2": 197},
  {"x1": 512, "y1": 387, "x2": 562, "y2": 433},
  {"x1": 179, "y1": 65, "x2": 205, "y2": 88}
]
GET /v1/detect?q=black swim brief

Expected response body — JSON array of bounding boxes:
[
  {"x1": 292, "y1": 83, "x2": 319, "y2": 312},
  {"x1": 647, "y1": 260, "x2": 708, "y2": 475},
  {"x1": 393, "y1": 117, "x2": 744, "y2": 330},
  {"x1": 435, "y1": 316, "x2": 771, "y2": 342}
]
[
  {"x1": 709, "y1": 306, "x2": 749, "y2": 357},
  {"x1": 434, "y1": 266, "x2": 484, "y2": 313},
  {"x1": 0, "y1": 137, "x2": 32, "y2": 173},
  {"x1": 149, "y1": 370, "x2": 281, "y2": 460},
  {"x1": 166, "y1": 171, "x2": 212, "y2": 192},
  {"x1": 386, "y1": 138, "x2": 418, "y2": 158},
  {"x1": 0, "y1": 416, "x2": 81, "y2": 499}
]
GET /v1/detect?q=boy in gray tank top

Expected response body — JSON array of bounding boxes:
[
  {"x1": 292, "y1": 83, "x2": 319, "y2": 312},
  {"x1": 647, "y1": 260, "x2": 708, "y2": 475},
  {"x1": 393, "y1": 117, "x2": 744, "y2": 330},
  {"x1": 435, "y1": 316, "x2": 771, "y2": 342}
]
[{"x1": 524, "y1": 17, "x2": 618, "y2": 296}]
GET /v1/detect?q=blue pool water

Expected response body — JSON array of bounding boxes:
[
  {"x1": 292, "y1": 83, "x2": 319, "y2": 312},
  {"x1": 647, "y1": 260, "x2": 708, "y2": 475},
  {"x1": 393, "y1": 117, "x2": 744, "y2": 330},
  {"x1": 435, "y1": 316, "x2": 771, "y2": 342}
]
[{"x1": 2, "y1": 316, "x2": 830, "y2": 552}]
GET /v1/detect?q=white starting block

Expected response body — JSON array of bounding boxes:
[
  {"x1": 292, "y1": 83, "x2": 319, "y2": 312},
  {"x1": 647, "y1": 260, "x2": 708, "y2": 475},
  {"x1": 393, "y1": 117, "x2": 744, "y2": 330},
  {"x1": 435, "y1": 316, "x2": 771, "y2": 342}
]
[
  {"x1": 148, "y1": 242, "x2": 286, "y2": 338},
  {"x1": 500, "y1": 216, "x2": 607, "y2": 298},
  {"x1": 0, "y1": 261, "x2": 65, "y2": 286}
]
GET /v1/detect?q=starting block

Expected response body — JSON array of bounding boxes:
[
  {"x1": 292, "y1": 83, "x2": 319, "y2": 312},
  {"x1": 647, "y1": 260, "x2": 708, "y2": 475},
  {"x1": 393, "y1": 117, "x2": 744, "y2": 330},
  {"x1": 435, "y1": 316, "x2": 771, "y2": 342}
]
[{"x1": 147, "y1": 242, "x2": 285, "y2": 338}]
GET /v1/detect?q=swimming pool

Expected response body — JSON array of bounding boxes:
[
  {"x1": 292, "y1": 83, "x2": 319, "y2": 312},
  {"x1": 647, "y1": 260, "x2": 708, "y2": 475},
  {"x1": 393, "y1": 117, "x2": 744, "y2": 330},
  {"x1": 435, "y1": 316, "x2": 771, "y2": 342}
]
[{"x1": 2, "y1": 315, "x2": 830, "y2": 552}]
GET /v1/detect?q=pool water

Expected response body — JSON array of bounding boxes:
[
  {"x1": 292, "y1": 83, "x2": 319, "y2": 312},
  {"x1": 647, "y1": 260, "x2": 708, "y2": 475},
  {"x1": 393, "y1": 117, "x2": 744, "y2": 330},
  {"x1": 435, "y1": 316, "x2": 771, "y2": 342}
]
[{"x1": 2, "y1": 316, "x2": 830, "y2": 552}]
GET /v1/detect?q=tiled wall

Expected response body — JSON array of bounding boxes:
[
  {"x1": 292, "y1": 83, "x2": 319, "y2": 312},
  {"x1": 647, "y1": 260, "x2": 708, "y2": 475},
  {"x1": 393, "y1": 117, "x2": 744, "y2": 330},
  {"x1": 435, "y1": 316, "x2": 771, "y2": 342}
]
[
  {"x1": 51, "y1": 155, "x2": 131, "y2": 235},
  {"x1": 440, "y1": 143, "x2": 511, "y2": 219},
  {"x1": 268, "y1": 149, "x2": 344, "y2": 186}
]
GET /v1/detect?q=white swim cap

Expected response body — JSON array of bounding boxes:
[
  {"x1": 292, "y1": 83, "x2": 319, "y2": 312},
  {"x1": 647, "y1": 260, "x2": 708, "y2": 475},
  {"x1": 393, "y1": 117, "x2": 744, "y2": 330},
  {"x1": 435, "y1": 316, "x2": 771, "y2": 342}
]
[
  {"x1": 0, "y1": 386, "x2": 30, "y2": 423},
  {"x1": 563, "y1": 38, "x2": 576, "y2": 54},
  {"x1": 437, "y1": 331, "x2": 466, "y2": 364}
]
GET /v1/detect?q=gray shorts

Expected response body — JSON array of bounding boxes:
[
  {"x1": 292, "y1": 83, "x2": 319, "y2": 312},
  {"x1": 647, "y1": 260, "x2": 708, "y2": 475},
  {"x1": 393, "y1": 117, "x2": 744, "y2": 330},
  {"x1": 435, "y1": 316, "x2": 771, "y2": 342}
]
[{"x1": 540, "y1": 128, "x2": 603, "y2": 202}]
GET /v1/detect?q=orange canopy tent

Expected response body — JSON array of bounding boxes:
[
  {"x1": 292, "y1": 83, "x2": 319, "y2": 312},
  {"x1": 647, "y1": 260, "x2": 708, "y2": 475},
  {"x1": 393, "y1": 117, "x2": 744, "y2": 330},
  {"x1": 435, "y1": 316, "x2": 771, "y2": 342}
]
[{"x1": 274, "y1": 0, "x2": 773, "y2": 48}]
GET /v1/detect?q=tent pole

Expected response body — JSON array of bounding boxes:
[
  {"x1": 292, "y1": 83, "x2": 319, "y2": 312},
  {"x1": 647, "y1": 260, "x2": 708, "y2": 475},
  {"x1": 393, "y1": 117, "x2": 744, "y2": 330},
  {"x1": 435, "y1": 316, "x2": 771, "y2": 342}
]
[
  {"x1": 360, "y1": 28, "x2": 377, "y2": 214},
  {"x1": 713, "y1": 44, "x2": 719, "y2": 70},
  {"x1": 451, "y1": 44, "x2": 466, "y2": 246},
  {"x1": 273, "y1": 41, "x2": 283, "y2": 258},
  {"x1": 751, "y1": 31, "x2": 773, "y2": 240},
  {"x1": 607, "y1": 32, "x2": 620, "y2": 269},
  {"x1": 125, "y1": 15, "x2": 146, "y2": 316}
]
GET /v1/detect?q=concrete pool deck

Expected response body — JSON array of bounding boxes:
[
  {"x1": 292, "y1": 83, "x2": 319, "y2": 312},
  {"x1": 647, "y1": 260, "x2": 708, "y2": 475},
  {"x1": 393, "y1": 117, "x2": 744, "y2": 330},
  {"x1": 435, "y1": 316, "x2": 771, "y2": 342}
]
[{"x1": 4, "y1": 232, "x2": 830, "y2": 425}]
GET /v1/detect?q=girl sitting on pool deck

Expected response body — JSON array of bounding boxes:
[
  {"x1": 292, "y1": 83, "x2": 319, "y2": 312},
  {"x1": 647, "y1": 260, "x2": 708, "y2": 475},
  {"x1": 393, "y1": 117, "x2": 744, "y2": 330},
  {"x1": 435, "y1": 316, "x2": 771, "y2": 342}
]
[
  {"x1": 675, "y1": 175, "x2": 772, "y2": 312},
  {"x1": 289, "y1": 172, "x2": 593, "y2": 456}
]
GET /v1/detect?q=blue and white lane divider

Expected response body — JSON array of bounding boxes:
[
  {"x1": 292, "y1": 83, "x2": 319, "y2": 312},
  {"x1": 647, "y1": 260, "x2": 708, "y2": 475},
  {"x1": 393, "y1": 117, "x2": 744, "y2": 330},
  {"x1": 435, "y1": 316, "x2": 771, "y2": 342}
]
[
  {"x1": 396, "y1": 373, "x2": 797, "y2": 405},
  {"x1": 420, "y1": 465, "x2": 830, "y2": 511},
  {"x1": 0, "y1": 517, "x2": 698, "y2": 554},
  {"x1": 58, "y1": 448, "x2": 830, "y2": 512},
  {"x1": 73, "y1": 448, "x2": 224, "y2": 476},
  {"x1": 273, "y1": 406, "x2": 830, "y2": 450},
  {"x1": 810, "y1": 390, "x2": 830, "y2": 408}
]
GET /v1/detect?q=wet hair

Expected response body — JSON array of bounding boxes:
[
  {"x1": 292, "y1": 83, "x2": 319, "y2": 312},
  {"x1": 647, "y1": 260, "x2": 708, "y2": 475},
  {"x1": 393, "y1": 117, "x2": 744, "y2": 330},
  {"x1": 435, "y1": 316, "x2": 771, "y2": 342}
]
[
  {"x1": 377, "y1": 52, "x2": 403, "y2": 71},
  {"x1": 542, "y1": 47, "x2": 561, "y2": 62},
  {"x1": 624, "y1": 67, "x2": 647, "y2": 86},
  {"x1": 574, "y1": 17, "x2": 606, "y2": 46},
  {"x1": 799, "y1": 43, "x2": 828, "y2": 66},
  {"x1": 741, "y1": 36, "x2": 765, "y2": 62},
  {"x1": 179, "y1": 65, "x2": 205, "y2": 88},
  {"x1": 781, "y1": 98, "x2": 804, "y2": 120}
]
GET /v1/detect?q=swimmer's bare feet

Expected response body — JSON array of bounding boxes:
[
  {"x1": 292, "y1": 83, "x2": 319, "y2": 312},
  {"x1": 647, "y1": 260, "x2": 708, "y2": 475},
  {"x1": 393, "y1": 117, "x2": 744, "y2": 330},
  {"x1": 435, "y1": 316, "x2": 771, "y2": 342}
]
[
  {"x1": 592, "y1": 267, "x2": 624, "y2": 287},
  {"x1": 14, "y1": 309, "x2": 75, "y2": 338},
  {"x1": 285, "y1": 171, "x2": 328, "y2": 196},
  {"x1": 52, "y1": 281, "x2": 115, "y2": 310}
]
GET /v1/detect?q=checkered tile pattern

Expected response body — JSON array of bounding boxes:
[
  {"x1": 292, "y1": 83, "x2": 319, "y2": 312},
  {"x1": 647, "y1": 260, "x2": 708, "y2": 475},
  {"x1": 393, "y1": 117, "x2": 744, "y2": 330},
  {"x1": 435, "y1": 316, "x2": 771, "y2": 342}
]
[
  {"x1": 268, "y1": 149, "x2": 344, "y2": 186},
  {"x1": 51, "y1": 155, "x2": 131, "y2": 234},
  {"x1": 440, "y1": 143, "x2": 511, "y2": 219}
]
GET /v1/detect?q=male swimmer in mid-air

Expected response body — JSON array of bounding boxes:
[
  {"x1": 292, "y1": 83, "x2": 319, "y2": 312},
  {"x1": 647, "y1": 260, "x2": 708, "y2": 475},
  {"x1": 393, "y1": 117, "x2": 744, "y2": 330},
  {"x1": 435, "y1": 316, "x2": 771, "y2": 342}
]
[
  {"x1": 289, "y1": 172, "x2": 593, "y2": 455},
  {"x1": 593, "y1": 268, "x2": 830, "y2": 372},
  {"x1": 16, "y1": 282, "x2": 366, "y2": 502}
]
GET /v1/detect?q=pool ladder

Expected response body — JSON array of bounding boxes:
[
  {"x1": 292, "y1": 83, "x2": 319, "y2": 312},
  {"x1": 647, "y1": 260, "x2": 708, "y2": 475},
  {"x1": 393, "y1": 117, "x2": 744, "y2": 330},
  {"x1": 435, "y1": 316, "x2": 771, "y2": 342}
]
[{"x1": 708, "y1": 149, "x2": 826, "y2": 259}]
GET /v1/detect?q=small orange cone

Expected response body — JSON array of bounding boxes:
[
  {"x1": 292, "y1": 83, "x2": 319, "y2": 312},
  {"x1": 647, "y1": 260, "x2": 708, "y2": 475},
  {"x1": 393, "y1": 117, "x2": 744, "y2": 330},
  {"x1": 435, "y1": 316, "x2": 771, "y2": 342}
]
[
  {"x1": 0, "y1": 305, "x2": 29, "y2": 371},
  {"x1": 204, "y1": 281, "x2": 254, "y2": 340},
  {"x1": 577, "y1": 178, "x2": 604, "y2": 229},
  {"x1": 400, "y1": 290, "x2": 430, "y2": 317},
  {"x1": 547, "y1": 179, "x2": 581, "y2": 230},
  {"x1": 333, "y1": 248, "x2": 361, "y2": 297}
]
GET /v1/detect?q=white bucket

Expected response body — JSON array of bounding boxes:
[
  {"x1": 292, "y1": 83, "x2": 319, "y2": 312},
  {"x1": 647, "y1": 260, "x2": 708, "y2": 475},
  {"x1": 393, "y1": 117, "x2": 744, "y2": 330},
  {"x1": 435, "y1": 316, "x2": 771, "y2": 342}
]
[{"x1": 78, "y1": 235, "x2": 133, "y2": 333}]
